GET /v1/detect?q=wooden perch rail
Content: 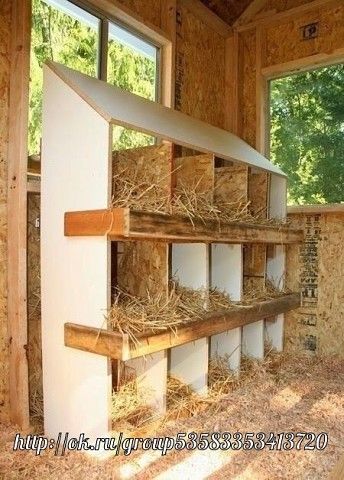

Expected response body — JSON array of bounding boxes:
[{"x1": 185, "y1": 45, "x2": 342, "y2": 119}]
[
  {"x1": 64, "y1": 208, "x2": 303, "y2": 244},
  {"x1": 64, "y1": 293, "x2": 301, "y2": 360}
]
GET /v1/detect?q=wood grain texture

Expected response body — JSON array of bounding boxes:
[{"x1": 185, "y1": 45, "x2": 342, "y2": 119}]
[
  {"x1": 64, "y1": 208, "x2": 304, "y2": 244},
  {"x1": 0, "y1": 0, "x2": 11, "y2": 423},
  {"x1": 175, "y1": 2, "x2": 226, "y2": 129},
  {"x1": 7, "y1": 0, "x2": 31, "y2": 428},
  {"x1": 65, "y1": 293, "x2": 301, "y2": 360}
]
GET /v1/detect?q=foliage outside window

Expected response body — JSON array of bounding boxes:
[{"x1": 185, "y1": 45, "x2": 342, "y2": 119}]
[
  {"x1": 270, "y1": 64, "x2": 344, "y2": 205},
  {"x1": 29, "y1": 0, "x2": 159, "y2": 155}
]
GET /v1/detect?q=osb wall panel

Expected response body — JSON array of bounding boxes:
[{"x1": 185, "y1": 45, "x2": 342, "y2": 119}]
[
  {"x1": 0, "y1": 0, "x2": 11, "y2": 421},
  {"x1": 285, "y1": 212, "x2": 344, "y2": 357},
  {"x1": 113, "y1": 144, "x2": 172, "y2": 298},
  {"x1": 238, "y1": 29, "x2": 256, "y2": 147},
  {"x1": 244, "y1": 170, "x2": 268, "y2": 293},
  {"x1": 258, "y1": 0, "x2": 315, "y2": 15},
  {"x1": 116, "y1": 0, "x2": 162, "y2": 29},
  {"x1": 27, "y1": 194, "x2": 43, "y2": 424},
  {"x1": 175, "y1": 2, "x2": 226, "y2": 129},
  {"x1": 214, "y1": 165, "x2": 248, "y2": 204},
  {"x1": 175, "y1": 154, "x2": 214, "y2": 194},
  {"x1": 117, "y1": 242, "x2": 169, "y2": 297},
  {"x1": 317, "y1": 213, "x2": 344, "y2": 356},
  {"x1": 263, "y1": 2, "x2": 344, "y2": 67}
]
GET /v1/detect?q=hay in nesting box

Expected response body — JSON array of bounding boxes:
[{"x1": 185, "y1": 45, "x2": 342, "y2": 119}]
[
  {"x1": 208, "y1": 355, "x2": 238, "y2": 397},
  {"x1": 164, "y1": 376, "x2": 211, "y2": 423},
  {"x1": 111, "y1": 164, "x2": 288, "y2": 227},
  {"x1": 243, "y1": 278, "x2": 292, "y2": 304},
  {"x1": 109, "y1": 286, "x2": 186, "y2": 344},
  {"x1": 109, "y1": 283, "x2": 234, "y2": 344},
  {"x1": 112, "y1": 164, "x2": 171, "y2": 214},
  {"x1": 111, "y1": 368, "x2": 156, "y2": 431}
]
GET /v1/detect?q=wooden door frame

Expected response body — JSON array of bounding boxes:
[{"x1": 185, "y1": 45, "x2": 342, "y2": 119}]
[{"x1": 7, "y1": 0, "x2": 175, "y2": 428}]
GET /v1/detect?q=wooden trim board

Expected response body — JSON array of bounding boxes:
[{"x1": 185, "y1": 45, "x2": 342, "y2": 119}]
[
  {"x1": 64, "y1": 208, "x2": 304, "y2": 244},
  {"x1": 45, "y1": 62, "x2": 286, "y2": 176},
  {"x1": 65, "y1": 293, "x2": 301, "y2": 360},
  {"x1": 7, "y1": 0, "x2": 31, "y2": 429}
]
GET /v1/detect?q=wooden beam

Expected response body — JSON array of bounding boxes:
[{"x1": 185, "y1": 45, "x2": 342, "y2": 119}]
[
  {"x1": 181, "y1": 0, "x2": 232, "y2": 37},
  {"x1": 160, "y1": 0, "x2": 176, "y2": 108},
  {"x1": 288, "y1": 203, "x2": 344, "y2": 215},
  {"x1": 64, "y1": 208, "x2": 304, "y2": 244},
  {"x1": 235, "y1": 0, "x2": 343, "y2": 32},
  {"x1": 224, "y1": 32, "x2": 239, "y2": 133},
  {"x1": 233, "y1": 0, "x2": 268, "y2": 27},
  {"x1": 65, "y1": 323, "x2": 129, "y2": 359},
  {"x1": 7, "y1": 0, "x2": 31, "y2": 429},
  {"x1": 262, "y1": 48, "x2": 344, "y2": 80},
  {"x1": 64, "y1": 293, "x2": 301, "y2": 360}
]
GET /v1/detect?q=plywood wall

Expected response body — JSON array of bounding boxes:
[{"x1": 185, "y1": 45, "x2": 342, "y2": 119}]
[
  {"x1": 263, "y1": 2, "x2": 344, "y2": 67},
  {"x1": 175, "y1": 1, "x2": 226, "y2": 128},
  {"x1": 233, "y1": 1, "x2": 344, "y2": 357},
  {"x1": 285, "y1": 212, "x2": 344, "y2": 357},
  {"x1": 116, "y1": 0, "x2": 162, "y2": 29},
  {"x1": 0, "y1": 0, "x2": 11, "y2": 422}
]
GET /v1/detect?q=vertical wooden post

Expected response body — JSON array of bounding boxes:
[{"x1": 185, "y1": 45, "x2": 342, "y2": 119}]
[
  {"x1": 160, "y1": 0, "x2": 176, "y2": 109},
  {"x1": 210, "y1": 244, "x2": 242, "y2": 371},
  {"x1": 224, "y1": 31, "x2": 239, "y2": 133},
  {"x1": 170, "y1": 244, "x2": 209, "y2": 393},
  {"x1": 7, "y1": 0, "x2": 31, "y2": 428}
]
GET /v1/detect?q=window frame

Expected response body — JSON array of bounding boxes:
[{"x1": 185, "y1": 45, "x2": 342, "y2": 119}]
[{"x1": 63, "y1": 0, "x2": 162, "y2": 101}]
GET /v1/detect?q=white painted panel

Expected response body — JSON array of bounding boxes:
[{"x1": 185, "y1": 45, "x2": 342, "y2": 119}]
[
  {"x1": 170, "y1": 339, "x2": 209, "y2": 394},
  {"x1": 171, "y1": 244, "x2": 208, "y2": 289},
  {"x1": 265, "y1": 315, "x2": 284, "y2": 352},
  {"x1": 210, "y1": 244, "x2": 242, "y2": 371},
  {"x1": 170, "y1": 244, "x2": 209, "y2": 393},
  {"x1": 269, "y1": 174, "x2": 287, "y2": 219},
  {"x1": 242, "y1": 320, "x2": 264, "y2": 359},
  {"x1": 41, "y1": 67, "x2": 111, "y2": 439},
  {"x1": 126, "y1": 351, "x2": 167, "y2": 414},
  {"x1": 46, "y1": 62, "x2": 285, "y2": 176}
]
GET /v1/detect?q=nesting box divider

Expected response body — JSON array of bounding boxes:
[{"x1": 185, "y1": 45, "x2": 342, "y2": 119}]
[
  {"x1": 242, "y1": 168, "x2": 269, "y2": 360},
  {"x1": 265, "y1": 174, "x2": 288, "y2": 351},
  {"x1": 112, "y1": 144, "x2": 173, "y2": 415}
]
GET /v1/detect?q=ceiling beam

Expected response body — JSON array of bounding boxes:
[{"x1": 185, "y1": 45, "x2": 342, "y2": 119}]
[
  {"x1": 233, "y1": 0, "x2": 268, "y2": 27},
  {"x1": 182, "y1": 0, "x2": 232, "y2": 37}
]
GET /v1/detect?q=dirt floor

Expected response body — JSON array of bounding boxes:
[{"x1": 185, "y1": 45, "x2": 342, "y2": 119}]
[{"x1": 0, "y1": 353, "x2": 343, "y2": 480}]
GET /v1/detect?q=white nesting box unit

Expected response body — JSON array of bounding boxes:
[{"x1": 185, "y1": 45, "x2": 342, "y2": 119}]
[{"x1": 41, "y1": 61, "x2": 287, "y2": 438}]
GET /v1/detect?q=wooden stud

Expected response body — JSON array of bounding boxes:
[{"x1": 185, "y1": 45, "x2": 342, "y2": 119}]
[
  {"x1": 169, "y1": 244, "x2": 209, "y2": 394},
  {"x1": 7, "y1": 0, "x2": 31, "y2": 429},
  {"x1": 224, "y1": 32, "x2": 239, "y2": 133},
  {"x1": 160, "y1": 0, "x2": 176, "y2": 109},
  {"x1": 182, "y1": 0, "x2": 232, "y2": 38},
  {"x1": 210, "y1": 244, "x2": 242, "y2": 372},
  {"x1": 233, "y1": 0, "x2": 268, "y2": 27}
]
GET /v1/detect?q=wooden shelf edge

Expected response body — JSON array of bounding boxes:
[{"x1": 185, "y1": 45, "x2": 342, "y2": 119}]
[
  {"x1": 64, "y1": 208, "x2": 304, "y2": 244},
  {"x1": 64, "y1": 293, "x2": 301, "y2": 360}
]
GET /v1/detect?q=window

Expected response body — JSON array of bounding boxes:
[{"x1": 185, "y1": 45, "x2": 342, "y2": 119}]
[
  {"x1": 29, "y1": 0, "x2": 160, "y2": 155},
  {"x1": 269, "y1": 63, "x2": 344, "y2": 204}
]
